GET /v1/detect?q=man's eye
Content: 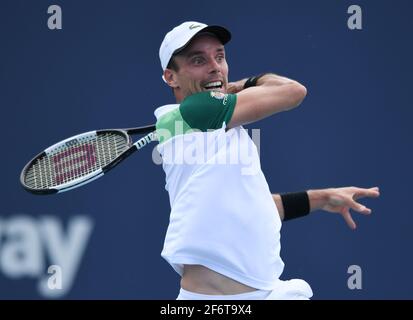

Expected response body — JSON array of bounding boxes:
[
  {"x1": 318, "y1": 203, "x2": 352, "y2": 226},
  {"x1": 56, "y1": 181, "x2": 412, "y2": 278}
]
[
  {"x1": 217, "y1": 55, "x2": 225, "y2": 62},
  {"x1": 192, "y1": 57, "x2": 204, "y2": 65}
]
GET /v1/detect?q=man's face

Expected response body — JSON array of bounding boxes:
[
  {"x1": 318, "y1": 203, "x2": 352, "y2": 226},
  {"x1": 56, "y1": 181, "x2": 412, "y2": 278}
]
[{"x1": 167, "y1": 34, "x2": 229, "y2": 101}]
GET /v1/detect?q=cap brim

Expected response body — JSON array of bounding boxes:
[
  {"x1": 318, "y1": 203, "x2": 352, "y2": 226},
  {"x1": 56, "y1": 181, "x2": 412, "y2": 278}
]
[
  {"x1": 174, "y1": 25, "x2": 231, "y2": 55},
  {"x1": 201, "y1": 25, "x2": 231, "y2": 45}
]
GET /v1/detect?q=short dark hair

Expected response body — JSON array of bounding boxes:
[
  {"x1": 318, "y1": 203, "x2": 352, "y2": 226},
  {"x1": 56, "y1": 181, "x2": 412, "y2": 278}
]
[{"x1": 167, "y1": 55, "x2": 179, "y2": 71}]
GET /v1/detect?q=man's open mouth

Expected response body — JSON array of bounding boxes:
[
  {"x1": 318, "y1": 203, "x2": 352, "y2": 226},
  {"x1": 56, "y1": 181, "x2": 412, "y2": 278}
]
[{"x1": 203, "y1": 81, "x2": 223, "y2": 90}]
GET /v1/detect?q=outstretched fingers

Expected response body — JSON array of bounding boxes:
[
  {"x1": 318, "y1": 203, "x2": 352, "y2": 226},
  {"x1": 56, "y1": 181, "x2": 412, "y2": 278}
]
[
  {"x1": 352, "y1": 187, "x2": 380, "y2": 201},
  {"x1": 350, "y1": 186, "x2": 380, "y2": 215},
  {"x1": 350, "y1": 200, "x2": 372, "y2": 215},
  {"x1": 341, "y1": 207, "x2": 356, "y2": 230}
]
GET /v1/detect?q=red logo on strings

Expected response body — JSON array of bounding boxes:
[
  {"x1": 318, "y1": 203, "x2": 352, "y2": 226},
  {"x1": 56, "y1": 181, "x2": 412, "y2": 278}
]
[{"x1": 53, "y1": 144, "x2": 97, "y2": 184}]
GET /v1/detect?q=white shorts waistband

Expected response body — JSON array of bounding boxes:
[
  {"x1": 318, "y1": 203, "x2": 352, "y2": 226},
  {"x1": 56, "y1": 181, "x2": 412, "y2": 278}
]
[
  {"x1": 176, "y1": 279, "x2": 313, "y2": 300},
  {"x1": 177, "y1": 288, "x2": 271, "y2": 300}
]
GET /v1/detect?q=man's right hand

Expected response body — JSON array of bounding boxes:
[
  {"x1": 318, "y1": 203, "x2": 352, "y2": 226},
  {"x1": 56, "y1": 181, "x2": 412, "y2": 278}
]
[
  {"x1": 226, "y1": 79, "x2": 248, "y2": 94},
  {"x1": 227, "y1": 73, "x2": 307, "y2": 128}
]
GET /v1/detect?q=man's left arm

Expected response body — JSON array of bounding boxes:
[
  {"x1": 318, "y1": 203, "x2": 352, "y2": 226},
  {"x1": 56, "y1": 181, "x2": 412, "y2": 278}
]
[{"x1": 273, "y1": 187, "x2": 380, "y2": 229}]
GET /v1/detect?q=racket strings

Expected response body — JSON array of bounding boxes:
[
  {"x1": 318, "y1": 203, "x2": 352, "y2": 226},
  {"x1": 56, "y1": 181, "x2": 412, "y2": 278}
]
[{"x1": 24, "y1": 132, "x2": 129, "y2": 189}]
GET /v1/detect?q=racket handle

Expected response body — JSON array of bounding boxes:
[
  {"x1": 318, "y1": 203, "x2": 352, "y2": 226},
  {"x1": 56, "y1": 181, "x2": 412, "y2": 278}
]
[{"x1": 133, "y1": 132, "x2": 157, "y2": 149}]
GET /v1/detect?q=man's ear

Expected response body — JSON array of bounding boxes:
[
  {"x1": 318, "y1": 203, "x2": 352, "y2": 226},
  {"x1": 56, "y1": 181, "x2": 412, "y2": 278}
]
[{"x1": 163, "y1": 69, "x2": 179, "y2": 88}]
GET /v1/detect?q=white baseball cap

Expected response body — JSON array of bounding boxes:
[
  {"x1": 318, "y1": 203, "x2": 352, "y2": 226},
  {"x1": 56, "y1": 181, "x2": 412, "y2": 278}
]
[{"x1": 159, "y1": 21, "x2": 231, "y2": 71}]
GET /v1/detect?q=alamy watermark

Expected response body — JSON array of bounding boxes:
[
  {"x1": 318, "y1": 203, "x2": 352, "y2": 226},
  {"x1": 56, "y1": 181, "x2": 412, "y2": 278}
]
[
  {"x1": 152, "y1": 123, "x2": 261, "y2": 175},
  {"x1": 347, "y1": 5, "x2": 362, "y2": 30},
  {"x1": 347, "y1": 264, "x2": 362, "y2": 290},
  {"x1": 47, "y1": 5, "x2": 62, "y2": 30},
  {"x1": 47, "y1": 265, "x2": 62, "y2": 290}
]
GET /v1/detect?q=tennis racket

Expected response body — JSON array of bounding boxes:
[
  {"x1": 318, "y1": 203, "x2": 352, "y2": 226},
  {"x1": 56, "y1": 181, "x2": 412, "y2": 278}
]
[{"x1": 20, "y1": 124, "x2": 157, "y2": 195}]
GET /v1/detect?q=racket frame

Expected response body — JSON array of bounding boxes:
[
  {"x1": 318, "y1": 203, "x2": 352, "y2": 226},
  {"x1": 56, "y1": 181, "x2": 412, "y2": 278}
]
[{"x1": 20, "y1": 125, "x2": 155, "y2": 195}]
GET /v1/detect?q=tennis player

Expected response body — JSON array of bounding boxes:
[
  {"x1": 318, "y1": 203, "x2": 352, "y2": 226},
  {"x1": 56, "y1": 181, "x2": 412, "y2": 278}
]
[{"x1": 154, "y1": 21, "x2": 380, "y2": 300}]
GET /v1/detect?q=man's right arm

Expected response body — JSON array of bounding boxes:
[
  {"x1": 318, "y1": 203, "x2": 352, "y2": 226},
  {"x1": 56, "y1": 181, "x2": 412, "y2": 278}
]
[{"x1": 227, "y1": 73, "x2": 307, "y2": 128}]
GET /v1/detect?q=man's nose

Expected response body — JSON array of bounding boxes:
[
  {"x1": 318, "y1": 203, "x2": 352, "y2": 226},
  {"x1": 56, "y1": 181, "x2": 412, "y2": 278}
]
[{"x1": 207, "y1": 58, "x2": 221, "y2": 73}]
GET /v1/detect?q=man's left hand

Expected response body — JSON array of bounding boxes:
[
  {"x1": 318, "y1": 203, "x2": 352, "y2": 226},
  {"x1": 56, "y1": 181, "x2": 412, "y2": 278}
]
[{"x1": 308, "y1": 187, "x2": 380, "y2": 229}]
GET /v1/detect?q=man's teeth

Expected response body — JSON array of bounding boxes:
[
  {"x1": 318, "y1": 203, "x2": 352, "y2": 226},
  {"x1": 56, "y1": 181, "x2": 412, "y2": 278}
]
[{"x1": 204, "y1": 81, "x2": 222, "y2": 89}]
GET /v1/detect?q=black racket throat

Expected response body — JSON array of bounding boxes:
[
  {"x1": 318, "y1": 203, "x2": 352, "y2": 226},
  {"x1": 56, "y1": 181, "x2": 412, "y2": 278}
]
[{"x1": 124, "y1": 124, "x2": 156, "y2": 135}]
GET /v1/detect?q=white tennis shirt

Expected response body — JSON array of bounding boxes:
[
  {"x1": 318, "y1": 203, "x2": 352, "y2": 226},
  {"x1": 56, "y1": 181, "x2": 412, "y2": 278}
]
[{"x1": 154, "y1": 91, "x2": 284, "y2": 290}]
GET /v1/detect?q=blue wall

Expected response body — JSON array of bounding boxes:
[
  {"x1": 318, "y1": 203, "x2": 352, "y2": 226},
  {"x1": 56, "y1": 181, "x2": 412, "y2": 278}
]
[{"x1": 1, "y1": 0, "x2": 412, "y2": 299}]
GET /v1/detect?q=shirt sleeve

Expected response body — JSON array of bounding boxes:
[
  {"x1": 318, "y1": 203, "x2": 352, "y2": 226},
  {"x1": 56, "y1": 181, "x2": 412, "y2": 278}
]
[{"x1": 179, "y1": 91, "x2": 237, "y2": 131}]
